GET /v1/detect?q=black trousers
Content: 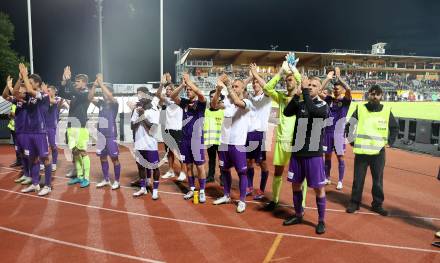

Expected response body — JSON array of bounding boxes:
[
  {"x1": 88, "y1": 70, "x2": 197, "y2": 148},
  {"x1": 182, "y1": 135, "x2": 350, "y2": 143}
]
[
  {"x1": 350, "y1": 149, "x2": 385, "y2": 207},
  {"x1": 207, "y1": 145, "x2": 219, "y2": 179}
]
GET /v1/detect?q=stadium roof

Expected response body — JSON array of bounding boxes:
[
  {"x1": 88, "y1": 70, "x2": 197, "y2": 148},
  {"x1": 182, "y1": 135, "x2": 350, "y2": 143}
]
[{"x1": 179, "y1": 48, "x2": 440, "y2": 67}]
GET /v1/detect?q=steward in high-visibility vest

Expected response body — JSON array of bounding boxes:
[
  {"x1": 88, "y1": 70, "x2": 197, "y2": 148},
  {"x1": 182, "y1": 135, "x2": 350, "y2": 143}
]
[
  {"x1": 345, "y1": 85, "x2": 398, "y2": 216},
  {"x1": 204, "y1": 90, "x2": 225, "y2": 183},
  {"x1": 203, "y1": 107, "x2": 224, "y2": 146},
  {"x1": 8, "y1": 103, "x2": 22, "y2": 166},
  {"x1": 7, "y1": 104, "x2": 16, "y2": 131},
  {"x1": 353, "y1": 104, "x2": 391, "y2": 155}
]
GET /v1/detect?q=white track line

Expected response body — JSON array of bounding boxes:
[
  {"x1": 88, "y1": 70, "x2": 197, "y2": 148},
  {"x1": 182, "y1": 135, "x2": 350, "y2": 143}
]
[
  {"x1": 2, "y1": 166, "x2": 440, "y2": 222},
  {"x1": 0, "y1": 188, "x2": 439, "y2": 255},
  {"x1": 0, "y1": 225, "x2": 164, "y2": 263}
]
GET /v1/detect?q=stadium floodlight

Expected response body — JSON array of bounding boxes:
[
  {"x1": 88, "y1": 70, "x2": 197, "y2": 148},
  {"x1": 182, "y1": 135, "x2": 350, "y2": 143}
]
[
  {"x1": 270, "y1": 44, "x2": 279, "y2": 51},
  {"x1": 95, "y1": 0, "x2": 104, "y2": 75},
  {"x1": 160, "y1": 0, "x2": 163, "y2": 77},
  {"x1": 27, "y1": 0, "x2": 34, "y2": 74}
]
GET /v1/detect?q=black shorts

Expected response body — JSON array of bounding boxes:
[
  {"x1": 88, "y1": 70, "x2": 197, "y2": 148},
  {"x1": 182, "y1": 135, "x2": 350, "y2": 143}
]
[{"x1": 163, "y1": 129, "x2": 182, "y2": 152}]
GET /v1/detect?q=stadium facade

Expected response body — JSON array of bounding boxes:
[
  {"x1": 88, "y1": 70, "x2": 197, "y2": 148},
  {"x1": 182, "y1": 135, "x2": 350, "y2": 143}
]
[{"x1": 175, "y1": 45, "x2": 440, "y2": 101}]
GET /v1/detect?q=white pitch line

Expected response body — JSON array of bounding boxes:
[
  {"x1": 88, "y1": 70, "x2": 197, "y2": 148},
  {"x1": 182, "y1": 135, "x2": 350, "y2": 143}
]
[
  {"x1": 0, "y1": 225, "x2": 164, "y2": 263},
  {"x1": 2, "y1": 166, "x2": 440, "y2": 222},
  {"x1": 1, "y1": 188, "x2": 440, "y2": 255}
]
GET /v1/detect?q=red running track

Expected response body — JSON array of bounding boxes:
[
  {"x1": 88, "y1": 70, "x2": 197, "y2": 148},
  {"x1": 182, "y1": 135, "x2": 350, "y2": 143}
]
[{"x1": 0, "y1": 144, "x2": 439, "y2": 262}]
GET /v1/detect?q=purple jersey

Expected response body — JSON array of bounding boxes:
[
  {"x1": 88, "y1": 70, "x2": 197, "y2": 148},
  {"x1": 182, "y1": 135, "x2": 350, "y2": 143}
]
[
  {"x1": 97, "y1": 99, "x2": 119, "y2": 138},
  {"x1": 24, "y1": 92, "x2": 50, "y2": 134},
  {"x1": 12, "y1": 98, "x2": 27, "y2": 134},
  {"x1": 179, "y1": 98, "x2": 206, "y2": 142},
  {"x1": 44, "y1": 97, "x2": 61, "y2": 129},
  {"x1": 324, "y1": 96, "x2": 351, "y2": 134}
]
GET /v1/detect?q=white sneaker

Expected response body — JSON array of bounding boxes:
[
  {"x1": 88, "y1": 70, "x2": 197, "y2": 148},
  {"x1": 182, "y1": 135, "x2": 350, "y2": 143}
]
[
  {"x1": 213, "y1": 195, "x2": 231, "y2": 205},
  {"x1": 161, "y1": 170, "x2": 175, "y2": 179},
  {"x1": 111, "y1": 181, "x2": 120, "y2": 190},
  {"x1": 38, "y1": 186, "x2": 51, "y2": 196},
  {"x1": 177, "y1": 172, "x2": 186, "y2": 182},
  {"x1": 66, "y1": 169, "x2": 76, "y2": 178},
  {"x1": 325, "y1": 179, "x2": 331, "y2": 185},
  {"x1": 152, "y1": 189, "x2": 159, "y2": 200},
  {"x1": 133, "y1": 187, "x2": 148, "y2": 197},
  {"x1": 21, "y1": 184, "x2": 40, "y2": 193},
  {"x1": 21, "y1": 177, "x2": 32, "y2": 185},
  {"x1": 184, "y1": 190, "x2": 194, "y2": 200},
  {"x1": 199, "y1": 191, "x2": 206, "y2": 203},
  {"x1": 96, "y1": 180, "x2": 111, "y2": 188},
  {"x1": 40, "y1": 164, "x2": 45, "y2": 171},
  {"x1": 236, "y1": 201, "x2": 246, "y2": 213},
  {"x1": 14, "y1": 175, "x2": 27, "y2": 183},
  {"x1": 51, "y1": 164, "x2": 57, "y2": 172},
  {"x1": 336, "y1": 181, "x2": 343, "y2": 190}
]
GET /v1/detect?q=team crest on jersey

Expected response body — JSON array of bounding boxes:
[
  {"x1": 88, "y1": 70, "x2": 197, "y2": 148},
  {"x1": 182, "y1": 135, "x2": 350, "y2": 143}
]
[{"x1": 338, "y1": 102, "x2": 343, "y2": 107}]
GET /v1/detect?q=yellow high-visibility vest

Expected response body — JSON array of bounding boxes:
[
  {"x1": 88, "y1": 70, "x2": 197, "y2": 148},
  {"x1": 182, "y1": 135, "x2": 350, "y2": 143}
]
[
  {"x1": 7, "y1": 104, "x2": 16, "y2": 131},
  {"x1": 353, "y1": 104, "x2": 391, "y2": 155},
  {"x1": 203, "y1": 108, "x2": 224, "y2": 145}
]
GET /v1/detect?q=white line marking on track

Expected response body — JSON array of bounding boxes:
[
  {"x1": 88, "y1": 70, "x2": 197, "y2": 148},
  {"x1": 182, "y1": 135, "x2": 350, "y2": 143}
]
[
  {"x1": 0, "y1": 225, "x2": 164, "y2": 263},
  {"x1": 1, "y1": 166, "x2": 440, "y2": 222},
  {"x1": 0, "y1": 188, "x2": 439, "y2": 255}
]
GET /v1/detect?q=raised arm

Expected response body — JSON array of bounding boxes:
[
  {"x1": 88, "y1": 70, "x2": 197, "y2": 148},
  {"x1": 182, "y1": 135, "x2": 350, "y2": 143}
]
[
  {"x1": 263, "y1": 61, "x2": 294, "y2": 103},
  {"x1": 226, "y1": 82, "x2": 247, "y2": 109},
  {"x1": 335, "y1": 67, "x2": 351, "y2": 99},
  {"x1": 19, "y1": 63, "x2": 38, "y2": 97},
  {"x1": 58, "y1": 66, "x2": 74, "y2": 100},
  {"x1": 170, "y1": 77, "x2": 186, "y2": 105},
  {"x1": 250, "y1": 63, "x2": 266, "y2": 87},
  {"x1": 12, "y1": 74, "x2": 22, "y2": 99},
  {"x1": 156, "y1": 73, "x2": 171, "y2": 105},
  {"x1": 301, "y1": 77, "x2": 328, "y2": 118},
  {"x1": 211, "y1": 76, "x2": 225, "y2": 110},
  {"x1": 242, "y1": 70, "x2": 253, "y2": 88},
  {"x1": 2, "y1": 76, "x2": 13, "y2": 100},
  {"x1": 97, "y1": 73, "x2": 116, "y2": 103},
  {"x1": 321, "y1": 70, "x2": 334, "y2": 91},
  {"x1": 184, "y1": 73, "x2": 206, "y2": 103},
  {"x1": 88, "y1": 77, "x2": 98, "y2": 105}
]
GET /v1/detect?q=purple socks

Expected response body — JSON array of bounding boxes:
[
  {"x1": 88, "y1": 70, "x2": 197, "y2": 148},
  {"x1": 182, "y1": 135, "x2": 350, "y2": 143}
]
[
  {"x1": 188, "y1": 176, "x2": 195, "y2": 190},
  {"x1": 22, "y1": 158, "x2": 29, "y2": 177},
  {"x1": 221, "y1": 170, "x2": 232, "y2": 196},
  {"x1": 31, "y1": 162, "x2": 39, "y2": 185},
  {"x1": 101, "y1": 161, "x2": 109, "y2": 181},
  {"x1": 198, "y1": 178, "x2": 206, "y2": 191},
  {"x1": 44, "y1": 164, "x2": 51, "y2": 186},
  {"x1": 114, "y1": 163, "x2": 121, "y2": 182},
  {"x1": 247, "y1": 168, "x2": 254, "y2": 189},
  {"x1": 238, "y1": 170, "x2": 248, "y2": 201},
  {"x1": 324, "y1": 159, "x2": 331, "y2": 179},
  {"x1": 316, "y1": 196, "x2": 326, "y2": 222},
  {"x1": 153, "y1": 181, "x2": 159, "y2": 190},
  {"x1": 52, "y1": 148, "x2": 58, "y2": 165},
  {"x1": 293, "y1": 191, "x2": 304, "y2": 217},
  {"x1": 338, "y1": 160, "x2": 345, "y2": 182}
]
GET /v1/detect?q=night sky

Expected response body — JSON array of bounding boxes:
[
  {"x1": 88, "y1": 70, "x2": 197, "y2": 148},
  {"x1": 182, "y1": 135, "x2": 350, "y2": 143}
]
[{"x1": 1, "y1": 0, "x2": 439, "y2": 84}]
